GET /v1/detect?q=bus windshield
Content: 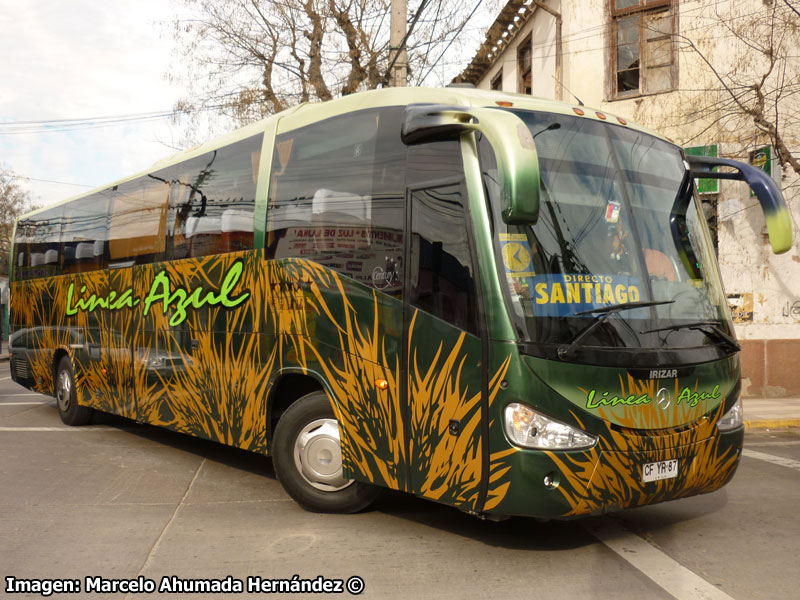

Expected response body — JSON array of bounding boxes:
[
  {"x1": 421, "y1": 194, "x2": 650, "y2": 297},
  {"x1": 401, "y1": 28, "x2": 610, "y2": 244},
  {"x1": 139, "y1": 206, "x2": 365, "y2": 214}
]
[{"x1": 485, "y1": 110, "x2": 733, "y2": 366}]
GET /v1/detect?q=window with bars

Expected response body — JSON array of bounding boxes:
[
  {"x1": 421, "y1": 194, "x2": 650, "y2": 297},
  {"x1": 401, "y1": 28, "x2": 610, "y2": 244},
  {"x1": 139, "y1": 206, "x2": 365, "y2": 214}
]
[{"x1": 611, "y1": 0, "x2": 675, "y2": 98}]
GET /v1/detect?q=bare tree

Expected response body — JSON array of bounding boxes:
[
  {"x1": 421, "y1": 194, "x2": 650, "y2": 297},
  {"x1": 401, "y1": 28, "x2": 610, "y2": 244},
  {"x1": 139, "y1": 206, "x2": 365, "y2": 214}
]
[
  {"x1": 649, "y1": 1, "x2": 800, "y2": 185},
  {"x1": 0, "y1": 168, "x2": 34, "y2": 276},
  {"x1": 170, "y1": 0, "x2": 485, "y2": 141}
]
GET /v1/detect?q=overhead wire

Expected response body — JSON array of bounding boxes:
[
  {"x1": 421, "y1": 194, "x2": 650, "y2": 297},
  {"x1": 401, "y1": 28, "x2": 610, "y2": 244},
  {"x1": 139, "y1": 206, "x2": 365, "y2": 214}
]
[
  {"x1": 421, "y1": 0, "x2": 486, "y2": 83},
  {"x1": 383, "y1": 0, "x2": 431, "y2": 84},
  {"x1": 0, "y1": 104, "x2": 233, "y2": 136},
  {"x1": 11, "y1": 176, "x2": 96, "y2": 188}
]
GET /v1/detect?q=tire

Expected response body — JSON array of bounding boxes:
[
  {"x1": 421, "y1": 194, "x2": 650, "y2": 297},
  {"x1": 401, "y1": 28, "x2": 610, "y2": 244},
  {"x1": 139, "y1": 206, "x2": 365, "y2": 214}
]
[
  {"x1": 55, "y1": 356, "x2": 92, "y2": 426},
  {"x1": 272, "y1": 391, "x2": 380, "y2": 513}
]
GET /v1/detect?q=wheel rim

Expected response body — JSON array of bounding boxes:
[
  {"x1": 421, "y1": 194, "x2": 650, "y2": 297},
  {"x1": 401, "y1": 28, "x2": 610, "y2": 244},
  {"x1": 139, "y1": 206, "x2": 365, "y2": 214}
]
[
  {"x1": 56, "y1": 370, "x2": 72, "y2": 413},
  {"x1": 293, "y1": 418, "x2": 354, "y2": 492}
]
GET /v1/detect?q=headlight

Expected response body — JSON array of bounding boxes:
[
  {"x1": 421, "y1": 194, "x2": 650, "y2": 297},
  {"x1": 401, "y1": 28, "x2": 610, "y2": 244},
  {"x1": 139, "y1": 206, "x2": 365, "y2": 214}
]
[
  {"x1": 504, "y1": 403, "x2": 597, "y2": 450},
  {"x1": 716, "y1": 397, "x2": 743, "y2": 432}
]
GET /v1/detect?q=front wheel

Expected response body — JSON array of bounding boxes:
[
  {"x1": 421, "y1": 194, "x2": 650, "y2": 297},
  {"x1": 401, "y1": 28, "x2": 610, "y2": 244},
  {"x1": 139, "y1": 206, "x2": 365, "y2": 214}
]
[
  {"x1": 55, "y1": 356, "x2": 92, "y2": 426},
  {"x1": 272, "y1": 391, "x2": 380, "y2": 513}
]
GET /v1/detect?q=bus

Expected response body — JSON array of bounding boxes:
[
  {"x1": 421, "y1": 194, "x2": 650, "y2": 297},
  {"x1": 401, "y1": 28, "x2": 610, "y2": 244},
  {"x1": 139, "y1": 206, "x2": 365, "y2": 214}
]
[{"x1": 9, "y1": 87, "x2": 792, "y2": 519}]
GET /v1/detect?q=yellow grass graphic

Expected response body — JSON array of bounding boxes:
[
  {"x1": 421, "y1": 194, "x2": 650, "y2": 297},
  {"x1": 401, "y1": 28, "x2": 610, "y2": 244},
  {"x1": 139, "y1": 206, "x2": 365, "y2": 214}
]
[
  {"x1": 12, "y1": 252, "x2": 516, "y2": 510},
  {"x1": 545, "y1": 401, "x2": 740, "y2": 516}
]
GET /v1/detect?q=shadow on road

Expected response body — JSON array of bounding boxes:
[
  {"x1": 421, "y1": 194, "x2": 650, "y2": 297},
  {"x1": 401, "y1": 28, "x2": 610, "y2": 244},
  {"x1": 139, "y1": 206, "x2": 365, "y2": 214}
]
[
  {"x1": 80, "y1": 405, "x2": 731, "y2": 552},
  {"x1": 90, "y1": 410, "x2": 276, "y2": 480}
]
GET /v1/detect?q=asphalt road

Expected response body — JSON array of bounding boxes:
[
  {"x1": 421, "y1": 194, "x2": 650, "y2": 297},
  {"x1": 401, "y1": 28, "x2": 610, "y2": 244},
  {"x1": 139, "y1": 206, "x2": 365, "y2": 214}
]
[{"x1": 1, "y1": 361, "x2": 798, "y2": 600}]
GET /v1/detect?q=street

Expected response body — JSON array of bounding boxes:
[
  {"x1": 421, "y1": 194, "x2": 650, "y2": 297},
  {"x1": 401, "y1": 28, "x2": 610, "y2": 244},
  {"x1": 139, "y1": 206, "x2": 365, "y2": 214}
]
[{"x1": 1, "y1": 361, "x2": 798, "y2": 600}]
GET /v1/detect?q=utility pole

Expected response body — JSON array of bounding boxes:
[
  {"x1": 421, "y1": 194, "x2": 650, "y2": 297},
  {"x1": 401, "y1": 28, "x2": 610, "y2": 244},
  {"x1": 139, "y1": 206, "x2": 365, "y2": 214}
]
[{"x1": 389, "y1": 0, "x2": 408, "y2": 86}]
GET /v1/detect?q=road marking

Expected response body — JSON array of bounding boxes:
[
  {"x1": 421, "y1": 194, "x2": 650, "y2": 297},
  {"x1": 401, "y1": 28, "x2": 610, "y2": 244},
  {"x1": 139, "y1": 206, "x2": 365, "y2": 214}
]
[
  {"x1": 0, "y1": 376, "x2": 10, "y2": 381},
  {"x1": 747, "y1": 440, "x2": 800, "y2": 447},
  {"x1": 742, "y1": 449, "x2": 800, "y2": 471},
  {"x1": 585, "y1": 517, "x2": 735, "y2": 600},
  {"x1": 0, "y1": 426, "x2": 118, "y2": 432},
  {"x1": 126, "y1": 459, "x2": 206, "y2": 600},
  {"x1": 4, "y1": 393, "x2": 48, "y2": 397},
  {"x1": 0, "y1": 402, "x2": 49, "y2": 406}
]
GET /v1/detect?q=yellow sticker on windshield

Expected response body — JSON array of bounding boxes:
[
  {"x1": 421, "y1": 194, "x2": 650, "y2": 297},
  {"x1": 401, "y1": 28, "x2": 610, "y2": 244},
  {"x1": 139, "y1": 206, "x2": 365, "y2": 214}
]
[{"x1": 500, "y1": 234, "x2": 535, "y2": 277}]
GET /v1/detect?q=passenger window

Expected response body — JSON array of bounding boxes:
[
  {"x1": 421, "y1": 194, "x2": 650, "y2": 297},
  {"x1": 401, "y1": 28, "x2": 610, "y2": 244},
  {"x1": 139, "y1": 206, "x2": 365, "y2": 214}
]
[
  {"x1": 15, "y1": 205, "x2": 65, "y2": 280},
  {"x1": 267, "y1": 107, "x2": 406, "y2": 298},
  {"x1": 61, "y1": 193, "x2": 110, "y2": 274},
  {"x1": 104, "y1": 133, "x2": 262, "y2": 266},
  {"x1": 155, "y1": 133, "x2": 263, "y2": 260},
  {"x1": 108, "y1": 176, "x2": 169, "y2": 266},
  {"x1": 409, "y1": 182, "x2": 478, "y2": 335},
  {"x1": 13, "y1": 217, "x2": 33, "y2": 279},
  {"x1": 405, "y1": 140, "x2": 477, "y2": 333}
]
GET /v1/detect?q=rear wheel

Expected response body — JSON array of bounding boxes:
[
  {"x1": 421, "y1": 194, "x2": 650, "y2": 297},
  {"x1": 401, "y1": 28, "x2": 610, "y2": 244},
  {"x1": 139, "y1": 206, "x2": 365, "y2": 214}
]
[
  {"x1": 55, "y1": 356, "x2": 92, "y2": 426},
  {"x1": 272, "y1": 391, "x2": 380, "y2": 513}
]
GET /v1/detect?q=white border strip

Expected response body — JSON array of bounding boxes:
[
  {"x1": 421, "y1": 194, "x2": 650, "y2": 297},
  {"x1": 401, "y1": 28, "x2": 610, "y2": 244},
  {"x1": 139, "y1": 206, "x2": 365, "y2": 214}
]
[
  {"x1": 742, "y1": 449, "x2": 800, "y2": 471},
  {"x1": 585, "y1": 517, "x2": 736, "y2": 600}
]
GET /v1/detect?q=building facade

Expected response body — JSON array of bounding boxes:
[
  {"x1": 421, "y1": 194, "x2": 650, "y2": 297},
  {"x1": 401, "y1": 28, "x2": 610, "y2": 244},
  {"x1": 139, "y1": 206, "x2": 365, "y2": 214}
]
[{"x1": 456, "y1": 0, "x2": 800, "y2": 397}]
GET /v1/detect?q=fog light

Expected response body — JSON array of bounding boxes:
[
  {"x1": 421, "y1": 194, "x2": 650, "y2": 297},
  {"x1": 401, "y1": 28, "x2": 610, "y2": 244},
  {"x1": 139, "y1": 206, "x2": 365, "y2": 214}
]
[
  {"x1": 543, "y1": 472, "x2": 560, "y2": 489},
  {"x1": 717, "y1": 397, "x2": 743, "y2": 432}
]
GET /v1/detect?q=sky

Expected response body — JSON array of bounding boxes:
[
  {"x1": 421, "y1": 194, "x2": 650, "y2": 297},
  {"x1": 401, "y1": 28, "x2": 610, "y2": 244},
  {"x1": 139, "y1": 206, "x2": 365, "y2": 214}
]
[
  {"x1": 0, "y1": 0, "x2": 194, "y2": 208},
  {"x1": 0, "y1": 1, "x2": 498, "y2": 210}
]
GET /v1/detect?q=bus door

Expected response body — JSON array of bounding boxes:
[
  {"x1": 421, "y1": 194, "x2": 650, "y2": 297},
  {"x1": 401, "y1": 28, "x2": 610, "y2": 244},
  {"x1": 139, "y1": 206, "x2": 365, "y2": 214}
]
[
  {"x1": 58, "y1": 195, "x2": 135, "y2": 418},
  {"x1": 404, "y1": 170, "x2": 486, "y2": 511},
  {"x1": 62, "y1": 270, "x2": 110, "y2": 415},
  {"x1": 103, "y1": 267, "x2": 136, "y2": 419},
  {"x1": 65, "y1": 267, "x2": 135, "y2": 420}
]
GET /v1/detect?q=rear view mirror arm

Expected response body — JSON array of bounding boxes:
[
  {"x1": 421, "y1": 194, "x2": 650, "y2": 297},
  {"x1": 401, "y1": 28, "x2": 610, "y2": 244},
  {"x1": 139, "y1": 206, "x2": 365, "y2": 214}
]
[{"x1": 686, "y1": 154, "x2": 793, "y2": 254}]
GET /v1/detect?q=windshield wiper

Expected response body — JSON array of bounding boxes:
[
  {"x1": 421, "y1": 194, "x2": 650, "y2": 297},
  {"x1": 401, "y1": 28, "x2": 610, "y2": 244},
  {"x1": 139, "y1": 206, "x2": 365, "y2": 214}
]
[
  {"x1": 557, "y1": 300, "x2": 675, "y2": 360},
  {"x1": 640, "y1": 320, "x2": 740, "y2": 352}
]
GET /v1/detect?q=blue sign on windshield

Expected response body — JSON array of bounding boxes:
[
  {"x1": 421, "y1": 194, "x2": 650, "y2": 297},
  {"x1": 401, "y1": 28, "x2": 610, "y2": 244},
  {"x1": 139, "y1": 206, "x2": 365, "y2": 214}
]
[{"x1": 528, "y1": 274, "x2": 645, "y2": 317}]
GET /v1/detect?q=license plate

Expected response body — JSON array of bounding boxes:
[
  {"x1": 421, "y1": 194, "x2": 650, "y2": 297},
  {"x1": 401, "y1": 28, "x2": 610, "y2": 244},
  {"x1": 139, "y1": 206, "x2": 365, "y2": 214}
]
[{"x1": 642, "y1": 459, "x2": 678, "y2": 483}]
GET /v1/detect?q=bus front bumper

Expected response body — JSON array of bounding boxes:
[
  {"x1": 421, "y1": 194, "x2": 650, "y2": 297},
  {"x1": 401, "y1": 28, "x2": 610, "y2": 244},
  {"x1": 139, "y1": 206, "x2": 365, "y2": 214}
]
[{"x1": 487, "y1": 426, "x2": 744, "y2": 519}]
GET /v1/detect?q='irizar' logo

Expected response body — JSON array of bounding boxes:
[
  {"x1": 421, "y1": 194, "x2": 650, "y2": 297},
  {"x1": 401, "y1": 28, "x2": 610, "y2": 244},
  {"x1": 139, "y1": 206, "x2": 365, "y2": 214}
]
[{"x1": 66, "y1": 260, "x2": 250, "y2": 326}]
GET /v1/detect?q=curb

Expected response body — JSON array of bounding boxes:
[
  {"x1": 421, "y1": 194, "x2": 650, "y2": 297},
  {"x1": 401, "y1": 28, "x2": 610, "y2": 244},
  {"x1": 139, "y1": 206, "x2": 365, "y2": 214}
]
[{"x1": 744, "y1": 419, "x2": 800, "y2": 432}]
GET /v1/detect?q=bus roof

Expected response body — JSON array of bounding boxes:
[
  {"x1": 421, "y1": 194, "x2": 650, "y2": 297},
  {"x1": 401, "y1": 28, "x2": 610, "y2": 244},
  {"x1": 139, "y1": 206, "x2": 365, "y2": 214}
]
[{"x1": 19, "y1": 86, "x2": 670, "y2": 219}]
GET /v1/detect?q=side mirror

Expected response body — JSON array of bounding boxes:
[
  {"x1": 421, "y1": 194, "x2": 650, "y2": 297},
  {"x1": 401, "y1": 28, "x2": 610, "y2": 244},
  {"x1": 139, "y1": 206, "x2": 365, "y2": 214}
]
[
  {"x1": 401, "y1": 105, "x2": 540, "y2": 224},
  {"x1": 686, "y1": 154, "x2": 793, "y2": 254}
]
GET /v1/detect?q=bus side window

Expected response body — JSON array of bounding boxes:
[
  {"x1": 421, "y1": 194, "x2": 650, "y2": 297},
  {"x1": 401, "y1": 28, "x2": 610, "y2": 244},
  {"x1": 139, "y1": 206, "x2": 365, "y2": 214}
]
[
  {"x1": 12, "y1": 217, "x2": 33, "y2": 280},
  {"x1": 408, "y1": 183, "x2": 478, "y2": 336},
  {"x1": 18, "y1": 205, "x2": 65, "y2": 280},
  {"x1": 108, "y1": 176, "x2": 169, "y2": 267},
  {"x1": 406, "y1": 141, "x2": 478, "y2": 335},
  {"x1": 267, "y1": 107, "x2": 406, "y2": 299},
  {"x1": 61, "y1": 193, "x2": 109, "y2": 274},
  {"x1": 153, "y1": 133, "x2": 262, "y2": 260}
]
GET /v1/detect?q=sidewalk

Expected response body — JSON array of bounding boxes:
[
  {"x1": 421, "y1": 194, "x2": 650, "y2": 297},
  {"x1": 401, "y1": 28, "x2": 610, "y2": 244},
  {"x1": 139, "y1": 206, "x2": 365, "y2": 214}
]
[{"x1": 743, "y1": 397, "x2": 800, "y2": 432}]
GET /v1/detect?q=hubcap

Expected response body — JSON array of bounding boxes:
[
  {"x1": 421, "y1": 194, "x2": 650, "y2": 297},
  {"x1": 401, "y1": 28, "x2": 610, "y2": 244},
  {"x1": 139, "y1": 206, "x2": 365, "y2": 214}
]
[
  {"x1": 56, "y1": 370, "x2": 72, "y2": 413},
  {"x1": 293, "y1": 418, "x2": 353, "y2": 492}
]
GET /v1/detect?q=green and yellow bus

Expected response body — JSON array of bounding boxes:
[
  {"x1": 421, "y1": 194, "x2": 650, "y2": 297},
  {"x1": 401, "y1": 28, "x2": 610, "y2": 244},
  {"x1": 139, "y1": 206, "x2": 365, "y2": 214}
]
[{"x1": 9, "y1": 87, "x2": 792, "y2": 519}]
